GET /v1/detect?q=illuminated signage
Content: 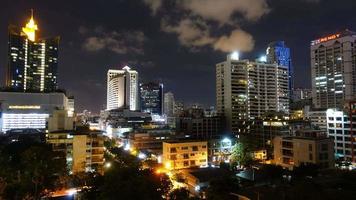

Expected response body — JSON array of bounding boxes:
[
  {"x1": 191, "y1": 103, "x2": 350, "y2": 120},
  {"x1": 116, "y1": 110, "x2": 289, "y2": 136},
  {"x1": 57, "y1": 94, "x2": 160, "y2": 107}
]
[
  {"x1": 8, "y1": 105, "x2": 41, "y2": 109},
  {"x1": 311, "y1": 33, "x2": 341, "y2": 45},
  {"x1": 263, "y1": 121, "x2": 287, "y2": 127}
]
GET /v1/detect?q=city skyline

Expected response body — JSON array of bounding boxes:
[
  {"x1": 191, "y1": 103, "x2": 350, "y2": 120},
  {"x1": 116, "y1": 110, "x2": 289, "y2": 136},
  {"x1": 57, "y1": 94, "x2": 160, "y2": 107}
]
[{"x1": 0, "y1": 0, "x2": 356, "y2": 112}]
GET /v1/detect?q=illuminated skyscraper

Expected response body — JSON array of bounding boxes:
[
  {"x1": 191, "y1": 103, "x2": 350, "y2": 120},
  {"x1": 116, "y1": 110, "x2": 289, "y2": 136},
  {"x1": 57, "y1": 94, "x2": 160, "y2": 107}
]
[
  {"x1": 6, "y1": 11, "x2": 59, "y2": 92},
  {"x1": 266, "y1": 41, "x2": 292, "y2": 94},
  {"x1": 140, "y1": 82, "x2": 163, "y2": 115},
  {"x1": 216, "y1": 53, "x2": 289, "y2": 135},
  {"x1": 311, "y1": 30, "x2": 356, "y2": 109},
  {"x1": 164, "y1": 92, "x2": 175, "y2": 117},
  {"x1": 107, "y1": 66, "x2": 139, "y2": 111}
]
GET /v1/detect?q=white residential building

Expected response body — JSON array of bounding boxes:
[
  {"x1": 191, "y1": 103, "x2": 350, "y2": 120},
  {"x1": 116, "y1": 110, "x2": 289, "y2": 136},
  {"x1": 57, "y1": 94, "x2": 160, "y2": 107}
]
[
  {"x1": 216, "y1": 53, "x2": 289, "y2": 134},
  {"x1": 326, "y1": 108, "x2": 356, "y2": 161},
  {"x1": 107, "y1": 66, "x2": 139, "y2": 111}
]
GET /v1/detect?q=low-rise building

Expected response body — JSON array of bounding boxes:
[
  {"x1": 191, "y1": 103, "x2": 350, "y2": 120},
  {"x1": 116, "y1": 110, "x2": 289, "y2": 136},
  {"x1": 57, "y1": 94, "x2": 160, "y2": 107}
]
[
  {"x1": 162, "y1": 141, "x2": 208, "y2": 170},
  {"x1": 47, "y1": 130, "x2": 105, "y2": 175},
  {"x1": 273, "y1": 130, "x2": 334, "y2": 169}
]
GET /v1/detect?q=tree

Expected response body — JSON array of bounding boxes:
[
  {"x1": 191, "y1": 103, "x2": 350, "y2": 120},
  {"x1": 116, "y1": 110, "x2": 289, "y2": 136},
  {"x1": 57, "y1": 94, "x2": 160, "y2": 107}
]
[
  {"x1": 259, "y1": 164, "x2": 285, "y2": 184},
  {"x1": 206, "y1": 177, "x2": 239, "y2": 200},
  {"x1": 99, "y1": 166, "x2": 171, "y2": 200},
  {"x1": 169, "y1": 188, "x2": 190, "y2": 200},
  {"x1": 82, "y1": 147, "x2": 172, "y2": 199},
  {"x1": 0, "y1": 141, "x2": 67, "y2": 199},
  {"x1": 230, "y1": 136, "x2": 257, "y2": 167}
]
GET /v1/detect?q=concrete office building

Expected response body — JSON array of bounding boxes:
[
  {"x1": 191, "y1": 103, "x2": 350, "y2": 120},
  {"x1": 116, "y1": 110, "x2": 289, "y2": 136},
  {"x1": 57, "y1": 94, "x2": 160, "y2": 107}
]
[
  {"x1": 162, "y1": 141, "x2": 208, "y2": 170},
  {"x1": 107, "y1": 66, "x2": 139, "y2": 111},
  {"x1": 216, "y1": 53, "x2": 289, "y2": 135},
  {"x1": 273, "y1": 130, "x2": 334, "y2": 169},
  {"x1": 0, "y1": 92, "x2": 74, "y2": 132},
  {"x1": 311, "y1": 30, "x2": 356, "y2": 109},
  {"x1": 292, "y1": 88, "x2": 312, "y2": 101},
  {"x1": 47, "y1": 130, "x2": 105, "y2": 175},
  {"x1": 326, "y1": 108, "x2": 356, "y2": 161},
  {"x1": 140, "y1": 82, "x2": 163, "y2": 115}
]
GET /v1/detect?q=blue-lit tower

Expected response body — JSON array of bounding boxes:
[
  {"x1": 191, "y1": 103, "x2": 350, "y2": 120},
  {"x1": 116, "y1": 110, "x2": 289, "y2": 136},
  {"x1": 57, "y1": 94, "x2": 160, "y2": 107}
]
[{"x1": 266, "y1": 41, "x2": 292, "y2": 96}]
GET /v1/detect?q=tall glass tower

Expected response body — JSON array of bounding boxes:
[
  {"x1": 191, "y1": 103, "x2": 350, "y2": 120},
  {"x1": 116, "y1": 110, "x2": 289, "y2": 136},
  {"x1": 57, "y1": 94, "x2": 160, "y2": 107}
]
[
  {"x1": 140, "y1": 82, "x2": 163, "y2": 115},
  {"x1": 266, "y1": 41, "x2": 292, "y2": 96},
  {"x1": 6, "y1": 11, "x2": 59, "y2": 92}
]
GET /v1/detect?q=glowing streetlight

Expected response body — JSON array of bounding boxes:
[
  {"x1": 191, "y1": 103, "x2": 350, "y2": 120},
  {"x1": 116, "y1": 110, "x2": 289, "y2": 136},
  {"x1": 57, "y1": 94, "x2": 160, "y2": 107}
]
[{"x1": 105, "y1": 162, "x2": 111, "y2": 168}]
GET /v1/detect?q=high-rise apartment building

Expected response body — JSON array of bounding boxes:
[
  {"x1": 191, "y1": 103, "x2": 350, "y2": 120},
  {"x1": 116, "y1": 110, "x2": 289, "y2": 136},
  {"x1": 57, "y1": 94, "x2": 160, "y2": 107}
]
[
  {"x1": 6, "y1": 11, "x2": 59, "y2": 92},
  {"x1": 216, "y1": 53, "x2": 289, "y2": 134},
  {"x1": 266, "y1": 41, "x2": 292, "y2": 94},
  {"x1": 164, "y1": 92, "x2": 175, "y2": 117},
  {"x1": 311, "y1": 30, "x2": 356, "y2": 109},
  {"x1": 140, "y1": 82, "x2": 163, "y2": 115},
  {"x1": 107, "y1": 66, "x2": 139, "y2": 111}
]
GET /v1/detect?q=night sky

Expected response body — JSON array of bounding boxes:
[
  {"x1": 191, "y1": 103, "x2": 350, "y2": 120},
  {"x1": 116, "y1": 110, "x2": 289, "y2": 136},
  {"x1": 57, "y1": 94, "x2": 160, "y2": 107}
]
[{"x1": 0, "y1": 0, "x2": 355, "y2": 112}]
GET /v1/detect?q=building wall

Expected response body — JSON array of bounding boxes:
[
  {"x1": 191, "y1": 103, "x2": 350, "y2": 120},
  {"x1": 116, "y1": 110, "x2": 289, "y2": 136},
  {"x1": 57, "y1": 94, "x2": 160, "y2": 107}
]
[
  {"x1": 72, "y1": 133, "x2": 104, "y2": 175},
  {"x1": 326, "y1": 108, "x2": 356, "y2": 160},
  {"x1": 107, "y1": 67, "x2": 138, "y2": 111},
  {"x1": 140, "y1": 82, "x2": 163, "y2": 115},
  {"x1": 48, "y1": 110, "x2": 74, "y2": 132},
  {"x1": 216, "y1": 55, "x2": 289, "y2": 135},
  {"x1": 273, "y1": 136, "x2": 334, "y2": 169},
  {"x1": 305, "y1": 109, "x2": 327, "y2": 131},
  {"x1": 0, "y1": 92, "x2": 71, "y2": 132},
  {"x1": 162, "y1": 141, "x2": 208, "y2": 169},
  {"x1": 311, "y1": 31, "x2": 356, "y2": 109}
]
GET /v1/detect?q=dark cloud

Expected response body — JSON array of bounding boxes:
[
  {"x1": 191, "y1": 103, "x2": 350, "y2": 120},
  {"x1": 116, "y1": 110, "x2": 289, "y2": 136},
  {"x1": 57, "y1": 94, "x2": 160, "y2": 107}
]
[
  {"x1": 81, "y1": 26, "x2": 145, "y2": 55},
  {"x1": 149, "y1": 0, "x2": 269, "y2": 52}
]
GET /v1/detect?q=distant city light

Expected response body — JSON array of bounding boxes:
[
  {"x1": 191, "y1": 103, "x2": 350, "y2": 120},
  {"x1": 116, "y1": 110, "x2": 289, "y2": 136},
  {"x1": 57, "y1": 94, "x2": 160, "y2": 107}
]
[
  {"x1": 231, "y1": 51, "x2": 239, "y2": 60},
  {"x1": 124, "y1": 144, "x2": 130, "y2": 151},
  {"x1": 66, "y1": 188, "x2": 77, "y2": 196},
  {"x1": 105, "y1": 162, "x2": 112, "y2": 168},
  {"x1": 259, "y1": 55, "x2": 267, "y2": 62},
  {"x1": 138, "y1": 152, "x2": 147, "y2": 159}
]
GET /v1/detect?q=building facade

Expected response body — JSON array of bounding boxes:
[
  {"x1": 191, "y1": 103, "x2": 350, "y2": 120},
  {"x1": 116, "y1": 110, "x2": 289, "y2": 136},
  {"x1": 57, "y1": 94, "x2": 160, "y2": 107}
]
[
  {"x1": 266, "y1": 41, "x2": 292, "y2": 94},
  {"x1": 216, "y1": 53, "x2": 289, "y2": 135},
  {"x1": 6, "y1": 12, "x2": 59, "y2": 92},
  {"x1": 0, "y1": 92, "x2": 73, "y2": 132},
  {"x1": 176, "y1": 116, "x2": 224, "y2": 139},
  {"x1": 292, "y1": 88, "x2": 312, "y2": 101},
  {"x1": 162, "y1": 141, "x2": 208, "y2": 170},
  {"x1": 140, "y1": 82, "x2": 163, "y2": 115},
  {"x1": 107, "y1": 66, "x2": 139, "y2": 111},
  {"x1": 311, "y1": 30, "x2": 356, "y2": 109},
  {"x1": 47, "y1": 130, "x2": 105, "y2": 175},
  {"x1": 326, "y1": 108, "x2": 356, "y2": 161},
  {"x1": 273, "y1": 131, "x2": 334, "y2": 169}
]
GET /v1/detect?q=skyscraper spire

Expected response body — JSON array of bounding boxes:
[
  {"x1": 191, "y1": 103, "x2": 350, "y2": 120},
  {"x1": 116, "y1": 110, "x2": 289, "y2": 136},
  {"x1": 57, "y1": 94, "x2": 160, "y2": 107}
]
[{"x1": 22, "y1": 9, "x2": 38, "y2": 41}]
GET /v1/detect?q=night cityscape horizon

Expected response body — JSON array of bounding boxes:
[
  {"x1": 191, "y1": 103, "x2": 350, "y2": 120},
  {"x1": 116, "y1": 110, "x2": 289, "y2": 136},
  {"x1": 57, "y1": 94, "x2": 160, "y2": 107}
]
[
  {"x1": 0, "y1": 0, "x2": 355, "y2": 112},
  {"x1": 0, "y1": 0, "x2": 356, "y2": 199}
]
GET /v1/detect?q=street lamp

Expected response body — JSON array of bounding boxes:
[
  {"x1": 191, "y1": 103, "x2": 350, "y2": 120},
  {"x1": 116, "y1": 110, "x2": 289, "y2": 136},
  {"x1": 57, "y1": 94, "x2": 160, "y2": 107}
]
[{"x1": 105, "y1": 162, "x2": 111, "y2": 169}]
